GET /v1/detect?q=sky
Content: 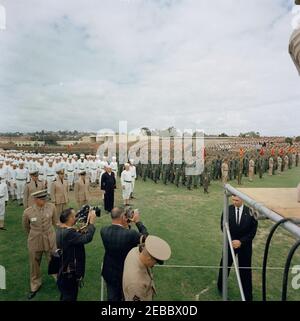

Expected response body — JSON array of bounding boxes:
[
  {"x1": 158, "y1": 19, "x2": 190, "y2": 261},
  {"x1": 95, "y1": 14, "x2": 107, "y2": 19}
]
[{"x1": 0, "y1": 0, "x2": 299, "y2": 136}]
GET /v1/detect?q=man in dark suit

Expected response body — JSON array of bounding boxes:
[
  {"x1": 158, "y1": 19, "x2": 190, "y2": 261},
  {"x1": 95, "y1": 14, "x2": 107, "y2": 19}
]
[
  {"x1": 101, "y1": 165, "x2": 116, "y2": 213},
  {"x1": 100, "y1": 207, "x2": 148, "y2": 301},
  {"x1": 217, "y1": 195, "x2": 258, "y2": 301}
]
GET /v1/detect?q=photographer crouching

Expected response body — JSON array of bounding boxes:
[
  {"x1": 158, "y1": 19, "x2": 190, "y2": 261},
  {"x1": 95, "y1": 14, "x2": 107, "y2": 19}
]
[
  {"x1": 55, "y1": 207, "x2": 97, "y2": 301},
  {"x1": 100, "y1": 207, "x2": 148, "y2": 301}
]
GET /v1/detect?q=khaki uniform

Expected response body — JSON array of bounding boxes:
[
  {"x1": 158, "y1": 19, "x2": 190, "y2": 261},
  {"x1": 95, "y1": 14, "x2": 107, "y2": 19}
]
[
  {"x1": 277, "y1": 157, "x2": 282, "y2": 173},
  {"x1": 221, "y1": 162, "x2": 229, "y2": 184},
  {"x1": 292, "y1": 154, "x2": 296, "y2": 167},
  {"x1": 74, "y1": 177, "x2": 90, "y2": 209},
  {"x1": 268, "y1": 157, "x2": 274, "y2": 176},
  {"x1": 50, "y1": 178, "x2": 69, "y2": 220},
  {"x1": 123, "y1": 247, "x2": 156, "y2": 301},
  {"x1": 284, "y1": 155, "x2": 289, "y2": 171},
  {"x1": 22, "y1": 203, "x2": 57, "y2": 292},
  {"x1": 248, "y1": 159, "x2": 255, "y2": 181},
  {"x1": 23, "y1": 179, "x2": 45, "y2": 209}
]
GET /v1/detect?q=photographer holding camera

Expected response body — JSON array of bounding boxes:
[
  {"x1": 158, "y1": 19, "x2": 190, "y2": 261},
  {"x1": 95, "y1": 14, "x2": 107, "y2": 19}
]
[
  {"x1": 55, "y1": 207, "x2": 96, "y2": 301},
  {"x1": 100, "y1": 207, "x2": 148, "y2": 301}
]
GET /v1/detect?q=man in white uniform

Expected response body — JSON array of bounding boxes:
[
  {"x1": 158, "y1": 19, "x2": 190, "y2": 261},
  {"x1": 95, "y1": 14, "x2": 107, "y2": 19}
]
[
  {"x1": 37, "y1": 159, "x2": 46, "y2": 181},
  {"x1": 45, "y1": 159, "x2": 56, "y2": 195},
  {"x1": 66, "y1": 156, "x2": 75, "y2": 190},
  {"x1": 78, "y1": 154, "x2": 87, "y2": 177},
  {"x1": 0, "y1": 160, "x2": 6, "y2": 183},
  {"x1": 0, "y1": 173, "x2": 9, "y2": 230},
  {"x1": 110, "y1": 156, "x2": 118, "y2": 181},
  {"x1": 8, "y1": 162, "x2": 17, "y2": 200},
  {"x1": 73, "y1": 155, "x2": 79, "y2": 182},
  {"x1": 15, "y1": 161, "x2": 29, "y2": 206},
  {"x1": 129, "y1": 159, "x2": 137, "y2": 199},
  {"x1": 90, "y1": 156, "x2": 98, "y2": 187},
  {"x1": 121, "y1": 163, "x2": 132, "y2": 206}
]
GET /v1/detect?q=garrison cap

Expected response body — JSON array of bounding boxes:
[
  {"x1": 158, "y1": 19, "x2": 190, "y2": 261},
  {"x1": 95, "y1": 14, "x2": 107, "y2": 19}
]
[
  {"x1": 145, "y1": 235, "x2": 171, "y2": 264},
  {"x1": 31, "y1": 189, "x2": 48, "y2": 200}
]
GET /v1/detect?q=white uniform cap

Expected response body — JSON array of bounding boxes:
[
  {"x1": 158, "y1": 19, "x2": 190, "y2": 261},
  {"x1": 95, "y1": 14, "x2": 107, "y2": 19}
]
[{"x1": 145, "y1": 235, "x2": 171, "y2": 262}]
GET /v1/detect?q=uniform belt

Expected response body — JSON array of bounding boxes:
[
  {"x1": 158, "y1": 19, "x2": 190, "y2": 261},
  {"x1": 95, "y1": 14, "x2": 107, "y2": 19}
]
[
  {"x1": 0, "y1": 195, "x2": 4, "y2": 198},
  {"x1": 47, "y1": 175, "x2": 54, "y2": 176},
  {"x1": 16, "y1": 178, "x2": 26, "y2": 181},
  {"x1": 124, "y1": 180, "x2": 132, "y2": 183},
  {"x1": 67, "y1": 170, "x2": 74, "y2": 172}
]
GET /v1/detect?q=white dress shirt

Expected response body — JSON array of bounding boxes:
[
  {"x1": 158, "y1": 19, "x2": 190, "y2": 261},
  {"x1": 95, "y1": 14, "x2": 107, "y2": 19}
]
[{"x1": 235, "y1": 204, "x2": 244, "y2": 225}]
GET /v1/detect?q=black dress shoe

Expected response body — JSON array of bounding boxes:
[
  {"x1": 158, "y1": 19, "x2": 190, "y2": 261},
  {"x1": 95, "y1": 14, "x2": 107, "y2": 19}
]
[
  {"x1": 0, "y1": 227, "x2": 7, "y2": 231},
  {"x1": 28, "y1": 287, "x2": 41, "y2": 300},
  {"x1": 28, "y1": 291, "x2": 37, "y2": 300}
]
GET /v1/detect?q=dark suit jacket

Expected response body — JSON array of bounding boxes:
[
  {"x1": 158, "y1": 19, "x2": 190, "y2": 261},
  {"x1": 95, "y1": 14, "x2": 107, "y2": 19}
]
[
  {"x1": 100, "y1": 223, "x2": 148, "y2": 284},
  {"x1": 101, "y1": 172, "x2": 116, "y2": 191},
  {"x1": 56, "y1": 224, "x2": 96, "y2": 278},
  {"x1": 221, "y1": 204, "x2": 257, "y2": 247}
]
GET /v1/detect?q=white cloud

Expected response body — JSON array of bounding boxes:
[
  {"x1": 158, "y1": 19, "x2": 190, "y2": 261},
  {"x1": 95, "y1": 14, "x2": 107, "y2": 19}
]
[{"x1": 0, "y1": 0, "x2": 299, "y2": 135}]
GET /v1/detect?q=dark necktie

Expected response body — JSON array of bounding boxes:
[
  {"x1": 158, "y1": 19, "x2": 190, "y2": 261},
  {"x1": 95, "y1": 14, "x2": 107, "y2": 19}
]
[
  {"x1": 35, "y1": 181, "x2": 38, "y2": 188},
  {"x1": 236, "y1": 207, "x2": 240, "y2": 225}
]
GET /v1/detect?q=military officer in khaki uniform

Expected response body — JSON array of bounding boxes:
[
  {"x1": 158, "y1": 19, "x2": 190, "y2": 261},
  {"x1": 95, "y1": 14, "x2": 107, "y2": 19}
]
[
  {"x1": 23, "y1": 170, "x2": 45, "y2": 209},
  {"x1": 268, "y1": 156, "x2": 274, "y2": 176},
  {"x1": 50, "y1": 169, "x2": 69, "y2": 220},
  {"x1": 221, "y1": 159, "x2": 229, "y2": 184},
  {"x1": 22, "y1": 189, "x2": 57, "y2": 300},
  {"x1": 74, "y1": 170, "x2": 90, "y2": 209},
  {"x1": 123, "y1": 235, "x2": 171, "y2": 301},
  {"x1": 277, "y1": 156, "x2": 282, "y2": 174},
  {"x1": 248, "y1": 158, "x2": 255, "y2": 182},
  {"x1": 284, "y1": 155, "x2": 289, "y2": 171}
]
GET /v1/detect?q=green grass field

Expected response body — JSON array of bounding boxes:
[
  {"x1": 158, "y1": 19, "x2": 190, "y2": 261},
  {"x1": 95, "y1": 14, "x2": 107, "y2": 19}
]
[{"x1": 0, "y1": 168, "x2": 300, "y2": 301}]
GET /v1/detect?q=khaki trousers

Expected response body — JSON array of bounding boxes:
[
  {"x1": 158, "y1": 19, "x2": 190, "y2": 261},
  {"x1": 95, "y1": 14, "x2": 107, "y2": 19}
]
[
  {"x1": 268, "y1": 166, "x2": 273, "y2": 176},
  {"x1": 249, "y1": 168, "x2": 254, "y2": 181},
  {"x1": 222, "y1": 173, "x2": 228, "y2": 184},
  {"x1": 29, "y1": 250, "x2": 51, "y2": 292},
  {"x1": 55, "y1": 203, "x2": 67, "y2": 222}
]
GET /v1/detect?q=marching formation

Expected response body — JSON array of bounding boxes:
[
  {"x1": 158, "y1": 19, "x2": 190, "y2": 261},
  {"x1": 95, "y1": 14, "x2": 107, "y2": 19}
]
[{"x1": 134, "y1": 143, "x2": 300, "y2": 191}]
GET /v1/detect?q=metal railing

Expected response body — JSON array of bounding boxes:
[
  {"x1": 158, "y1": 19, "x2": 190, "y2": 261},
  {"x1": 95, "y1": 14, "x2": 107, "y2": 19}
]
[{"x1": 223, "y1": 183, "x2": 300, "y2": 301}]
